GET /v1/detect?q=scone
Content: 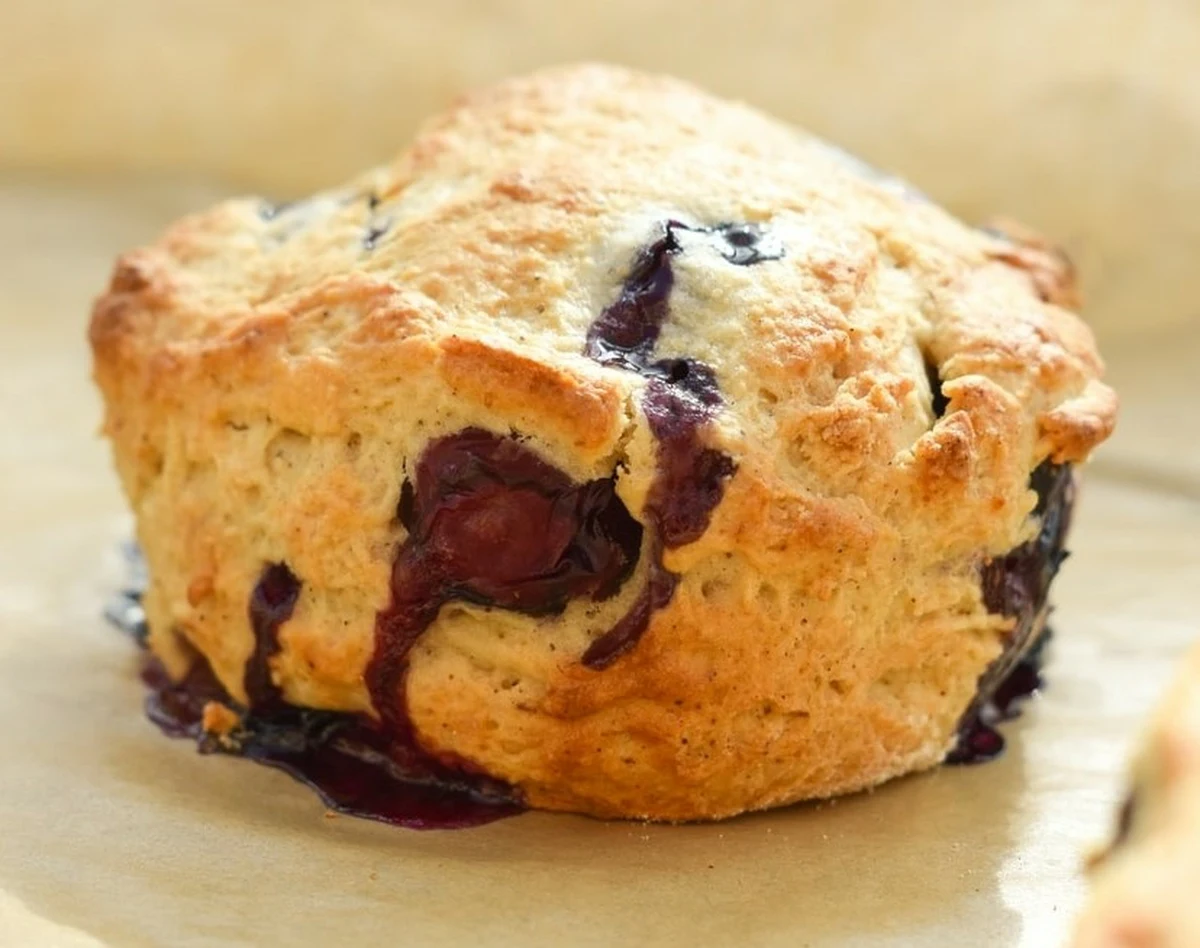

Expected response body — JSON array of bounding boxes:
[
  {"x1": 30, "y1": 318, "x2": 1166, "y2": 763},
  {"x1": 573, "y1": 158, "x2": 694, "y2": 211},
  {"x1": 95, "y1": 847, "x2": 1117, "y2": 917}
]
[
  {"x1": 90, "y1": 64, "x2": 1116, "y2": 822},
  {"x1": 1074, "y1": 643, "x2": 1200, "y2": 947}
]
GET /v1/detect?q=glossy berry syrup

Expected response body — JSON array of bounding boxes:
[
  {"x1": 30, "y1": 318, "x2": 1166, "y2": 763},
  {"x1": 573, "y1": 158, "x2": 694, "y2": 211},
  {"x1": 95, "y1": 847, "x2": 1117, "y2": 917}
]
[
  {"x1": 363, "y1": 428, "x2": 642, "y2": 777},
  {"x1": 139, "y1": 656, "x2": 521, "y2": 829},
  {"x1": 947, "y1": 462, "x2": 1075, "y2": 763},
  {"x1": 580, "y1": 221, "x2": 780, "y2": 667}
]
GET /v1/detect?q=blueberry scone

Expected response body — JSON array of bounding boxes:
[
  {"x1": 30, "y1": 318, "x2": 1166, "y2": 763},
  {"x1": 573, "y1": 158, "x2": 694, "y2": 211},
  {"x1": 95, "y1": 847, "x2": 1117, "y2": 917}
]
[
  {"x1": 90, "y1": 64, "x2": 1116, "y2": 822},
  {"x1": 1075, "y1": 643, "x2": 1200, "y2": 947}
]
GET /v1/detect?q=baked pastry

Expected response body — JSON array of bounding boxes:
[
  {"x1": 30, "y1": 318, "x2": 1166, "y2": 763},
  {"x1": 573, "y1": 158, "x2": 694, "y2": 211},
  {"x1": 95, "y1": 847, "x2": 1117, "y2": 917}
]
[
  {"x1": 1074, "y1": 642, "x2": 1200, "y2": 947},
  {"x1": 90, "y1": 64, "x2": 1116, "y2": 822}
]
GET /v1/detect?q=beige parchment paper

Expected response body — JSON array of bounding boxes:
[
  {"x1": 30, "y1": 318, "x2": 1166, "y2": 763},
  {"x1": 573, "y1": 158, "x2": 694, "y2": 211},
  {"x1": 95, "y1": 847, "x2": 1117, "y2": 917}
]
[{"x1": 1, "y1": 3, "x2": 1198, "y2": 945}]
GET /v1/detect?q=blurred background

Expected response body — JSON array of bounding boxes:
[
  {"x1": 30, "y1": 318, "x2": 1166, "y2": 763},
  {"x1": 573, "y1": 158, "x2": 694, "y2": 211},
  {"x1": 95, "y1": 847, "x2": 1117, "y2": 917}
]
[
  {"x1": 6, "y1": 0, "x2": 1200, "y2": 340},
  {"x1": 2, "y1": 0, "x2": 1196, "y2": 486}
]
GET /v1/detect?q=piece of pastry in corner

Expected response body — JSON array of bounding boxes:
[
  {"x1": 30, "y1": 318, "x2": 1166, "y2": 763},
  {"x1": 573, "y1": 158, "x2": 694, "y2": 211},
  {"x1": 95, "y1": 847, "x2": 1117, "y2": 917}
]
[
  {"x1": 1074, "y1": 642, "x2": 1200, "y2": 947},
  {"x1": 90, "y1": 63, "x2": 1116, "y2": 824}
]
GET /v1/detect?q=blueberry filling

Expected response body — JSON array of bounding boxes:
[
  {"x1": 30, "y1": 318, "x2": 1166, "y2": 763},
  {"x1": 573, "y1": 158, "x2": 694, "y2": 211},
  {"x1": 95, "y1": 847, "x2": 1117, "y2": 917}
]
[
  {"x1": 581, "y1": 545, "x2": 677, "y2": 669},
  {"x1": 366, "y1": 429, "x2": 643, "y2": 738},
  {"x1": 711, "y1": 222, "x2": 784, "y2": 267},
  {"x1": 581, "y1": 221, "x2": 773, "y2": 667},
  {"x1": 946, "y1": 629, "x2": 1051, "y2": 764},
  {"x1": 982, "y1": 462, "x2": 1074, "y2": 623},
  {"x1": 363, "y1": 220, "x2": 390, "y2": 251},
  {"x1": 244, "y1": 562, "x2": 300, "y2": 710},
  {"x1": 947, "y1": 461, "x2": 1075, "y2": 764},
  {"x1": 925, "y1": 360, "x2": 950, "y2": 419},
  {"x1": 115, "y1": 545, "x2": 529, "y2": 828},
  {"x1": 139, "y1": 654, "x2": 520, "y2": 829}
]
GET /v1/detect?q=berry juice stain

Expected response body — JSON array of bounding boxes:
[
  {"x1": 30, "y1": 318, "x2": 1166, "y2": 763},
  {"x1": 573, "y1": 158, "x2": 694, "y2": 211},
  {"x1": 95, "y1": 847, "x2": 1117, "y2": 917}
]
[{"x1": 139, "y1": 654, "x2": 521, "y2": 829}]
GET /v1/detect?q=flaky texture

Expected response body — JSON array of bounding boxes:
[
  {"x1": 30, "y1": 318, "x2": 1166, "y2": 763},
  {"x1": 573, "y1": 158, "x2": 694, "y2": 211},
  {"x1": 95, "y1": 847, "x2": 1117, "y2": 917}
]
[
  {"x1": 90, "y1": 64, "x2": 1116, "y2": 820},
  {"x1": 1075, "y1": 643, "x2": 1200, "y2": 948}
]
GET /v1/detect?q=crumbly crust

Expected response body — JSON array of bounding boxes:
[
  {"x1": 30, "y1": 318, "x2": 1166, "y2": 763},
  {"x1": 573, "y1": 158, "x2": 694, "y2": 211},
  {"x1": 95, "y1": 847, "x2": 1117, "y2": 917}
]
[
  {"x1": 1074, "y1": 644, "x2": 1200, "y2": 947},
  {"x1": 90, "y1": 64, "x2": 1116, "y2": 819}
]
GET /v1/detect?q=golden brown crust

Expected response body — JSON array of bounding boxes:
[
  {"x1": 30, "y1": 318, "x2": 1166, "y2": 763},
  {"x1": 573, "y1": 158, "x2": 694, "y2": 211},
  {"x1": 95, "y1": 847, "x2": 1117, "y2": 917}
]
[
  {"x1": 1075, "y1": 643, "x2": 1200, "y2": 947},
  {"x1": 981, "y1": 215, "x2": 1083, "y2": 310},
  {"x1": 436, "y1": 337, "x2": 627, "y2": 456},
  {"x1": 90, "y1": 63, "x2": 1116, "y2": 820}
]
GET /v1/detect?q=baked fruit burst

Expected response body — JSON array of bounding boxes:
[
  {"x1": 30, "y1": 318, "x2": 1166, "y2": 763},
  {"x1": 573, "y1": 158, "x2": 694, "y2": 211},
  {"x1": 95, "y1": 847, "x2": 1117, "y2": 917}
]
[{"x1": 91, "y1": 64, "x2": 1116, "y2": 824}]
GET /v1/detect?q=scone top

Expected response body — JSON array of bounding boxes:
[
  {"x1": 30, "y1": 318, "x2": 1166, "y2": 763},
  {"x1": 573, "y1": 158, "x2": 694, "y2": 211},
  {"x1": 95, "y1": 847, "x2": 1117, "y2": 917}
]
[{"x1": 91, "y1": 65, "x2": 1116, "y2": 820}]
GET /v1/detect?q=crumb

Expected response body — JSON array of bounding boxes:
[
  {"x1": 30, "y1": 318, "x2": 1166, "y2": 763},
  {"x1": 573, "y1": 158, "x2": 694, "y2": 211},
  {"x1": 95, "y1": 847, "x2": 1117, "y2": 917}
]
[{"x1": 201, "y1": 701, "x2": 241, "y2": 737}]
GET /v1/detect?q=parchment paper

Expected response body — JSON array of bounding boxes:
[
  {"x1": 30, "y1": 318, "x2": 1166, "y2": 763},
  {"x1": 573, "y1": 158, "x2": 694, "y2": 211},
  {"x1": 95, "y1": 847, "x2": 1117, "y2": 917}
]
[{"x1": 1, "y1": 4, "x2": 1198, "y2": 942}]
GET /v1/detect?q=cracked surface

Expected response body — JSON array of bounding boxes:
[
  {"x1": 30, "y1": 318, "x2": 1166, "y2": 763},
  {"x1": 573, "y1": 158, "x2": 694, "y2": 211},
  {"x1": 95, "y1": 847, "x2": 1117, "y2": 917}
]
[{"x1": 91, "y1": 64, "x2": 1116, "y2": 820}]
